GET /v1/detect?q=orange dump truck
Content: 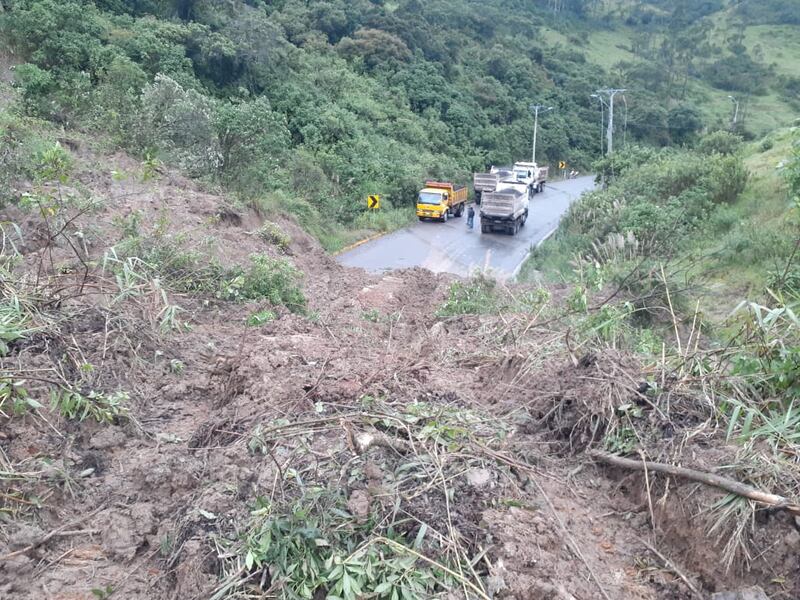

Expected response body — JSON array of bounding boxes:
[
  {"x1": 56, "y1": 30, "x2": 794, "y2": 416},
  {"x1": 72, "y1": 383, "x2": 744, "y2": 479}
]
[{"x1": 416, "y1": 181, "x2": 469, "y2": 222}]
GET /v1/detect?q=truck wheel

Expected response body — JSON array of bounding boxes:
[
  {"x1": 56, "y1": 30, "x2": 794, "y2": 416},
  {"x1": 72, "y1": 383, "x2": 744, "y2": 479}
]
[
  {"x1": 455, "y1": 204, "x2": 463, "y2": 217},
  {"x1": 481, "y1": 222, "x2": 489, "y2": 234},
  {"x1": 442, "y1": 211, "x2": 448, "y2": 223},
  {"x1": 538, "y1": 182, "x2": 545, "y2": 193}
]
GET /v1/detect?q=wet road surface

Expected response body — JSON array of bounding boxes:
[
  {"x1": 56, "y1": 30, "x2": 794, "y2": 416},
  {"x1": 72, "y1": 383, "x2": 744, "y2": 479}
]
[{"x1": 337, "y1": 176, "x2": 595, "y2": 278}]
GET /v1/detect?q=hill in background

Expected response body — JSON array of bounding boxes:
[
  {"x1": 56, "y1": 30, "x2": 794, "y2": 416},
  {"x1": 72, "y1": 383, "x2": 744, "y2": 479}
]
[{"x1": 2, "y1": 0, "x2": 797, "y2": 249}]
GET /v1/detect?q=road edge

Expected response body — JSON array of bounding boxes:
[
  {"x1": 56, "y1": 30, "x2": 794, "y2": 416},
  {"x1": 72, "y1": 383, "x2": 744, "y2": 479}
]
[
  {"x1": 510, "y1": 225, "x2": 558, "y2": 282},
  {"x1": 332, "y1": 230, "x2": 393, "y2": 257}
]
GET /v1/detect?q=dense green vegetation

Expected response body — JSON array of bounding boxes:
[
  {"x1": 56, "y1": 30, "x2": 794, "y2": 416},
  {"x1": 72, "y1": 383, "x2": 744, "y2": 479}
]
[
  {"x1": 525, "y1": 128, "x2": 799, "y2": 308},
  {"x1": 0, "y1": 0, "x2": 600, "y2": 248},
  {"x1": 2, "y1": 0, "x2": 795, "y2": 248},
  {"x1": 527, "y1": 132, "x2": 749, "y2": 274}
]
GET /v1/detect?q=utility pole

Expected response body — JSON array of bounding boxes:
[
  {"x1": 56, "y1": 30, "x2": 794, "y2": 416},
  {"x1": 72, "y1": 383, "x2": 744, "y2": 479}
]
[
  {"x1": 590, "y1": 94, "x2": 606, "y2": 155},
  {"x1": 595, "y1": 89, "x2": 626, "y2": 155},
  {"x1": 621, "y1": 93, "x2": 628, "y2": 148},
  {"x1": 728, "y1": 95, "x2": 740, "y2": 128},
  {"x1": 529, "y1": 104, "x2": 553, "y2": 163}
]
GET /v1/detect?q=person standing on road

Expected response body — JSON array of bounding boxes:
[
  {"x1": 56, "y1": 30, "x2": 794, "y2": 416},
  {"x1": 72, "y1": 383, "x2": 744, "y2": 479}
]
[{"x1": 467, "y1": 205, "x2": 475, "y2": 229}]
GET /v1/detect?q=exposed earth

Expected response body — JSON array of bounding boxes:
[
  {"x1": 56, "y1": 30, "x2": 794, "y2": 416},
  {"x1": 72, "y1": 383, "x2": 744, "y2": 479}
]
[{"x1": 1, "y1": 145, "x2": 798, "y2": 600}]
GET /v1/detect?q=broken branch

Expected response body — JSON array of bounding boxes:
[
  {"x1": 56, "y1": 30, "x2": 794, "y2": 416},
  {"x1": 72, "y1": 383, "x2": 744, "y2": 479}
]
[{"x1": 588, "y1": 451, "x2": 800, "y2": 516}]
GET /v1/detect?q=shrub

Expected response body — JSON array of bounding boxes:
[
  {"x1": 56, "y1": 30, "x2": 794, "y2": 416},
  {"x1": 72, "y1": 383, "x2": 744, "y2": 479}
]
[
  {"x1": 237, "y1": 491, "x2": 444, "y2": 600},
  {"x1": 257, "y1": 221, "x2": 292, "y2": 252},
  {"x1": 247, "y1": 309, "x2": 277, "y2": 326},
  {"x1": 12, "y1": 63, "x2": 56, "y2": 118},
  {"x1": 140, "y1": 75, "x2": 221, "y2": 176},
  {"x1": 36, "y1": 141, "x2": 72, "y2": 183},
  {"x1": 220, "y1": 254, "x2": 306, "y2": 312},
  {"x1": 88, "y1": 55, "x2": 148, "y2": 143},
  {"x1": 437, "y1": 275, "x2": 497, "y2": 316},
  {"x1": 0, "y1": 111, "x2": 45, "y2": 204},
  {"x1": 786, "y1": 133, "x2": 800, "y2": 198},
  {"x1": 0, "y1": 378, "x2": 42, "y2": 417},
  {"x1": 111, "y1": 214, "x2": 226, "y2": 294},
  {"x1": 697, "y1": 131, "x2": 743, "y2": 156},
  {"x1": 708, "y1": 155, "x2": 749, "y2": 205}
]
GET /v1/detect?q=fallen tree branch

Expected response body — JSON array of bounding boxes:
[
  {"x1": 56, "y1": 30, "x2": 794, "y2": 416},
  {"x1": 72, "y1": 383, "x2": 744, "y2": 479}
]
[{"x1": 588, "y1": 451, "x2": 800, "y2": 516}]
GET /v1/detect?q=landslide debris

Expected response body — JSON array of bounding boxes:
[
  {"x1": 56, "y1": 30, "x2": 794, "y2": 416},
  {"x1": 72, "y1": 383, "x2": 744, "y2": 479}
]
[{"x1": 1, "y1": 143, "x2": 798, "y2": 600}]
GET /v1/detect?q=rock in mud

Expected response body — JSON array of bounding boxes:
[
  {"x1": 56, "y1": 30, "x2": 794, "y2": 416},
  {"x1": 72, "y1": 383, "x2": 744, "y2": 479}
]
[
  {"x1": 466, "y1": 467, "x2": 493, "y2": 489},
  {"x1": 100, "y1": 504, "x2": 157, "y2": 560},
  {"x1": 711, "y1": 587, "x2": 771, "y2": 600},
  {"x1": 174, "y1": 539, "x2": 216, "y2": 598},
  {"x1": 0, "y1": 555, "x2": 34, "y2": 596},
  {"x1": 786, "y1": 528, "x2": 800, "y2": 550},
  {"x1": 364, "y1": 460, "x2": 384, "y2": 482},
  {"x1": 347, "y1": 489, "x2": 371, "y2": 522},
  {"x1": 89, "y1": 426, "x2": 127, "y2": 450},
  {"x1": 6, "y1": 524, "x2": 44, "y2": 550}
]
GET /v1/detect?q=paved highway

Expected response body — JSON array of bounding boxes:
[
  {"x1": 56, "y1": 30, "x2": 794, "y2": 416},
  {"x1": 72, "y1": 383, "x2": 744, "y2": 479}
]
[{"x1": 338, "y1": 176, "x2": 595, "y2": 278}]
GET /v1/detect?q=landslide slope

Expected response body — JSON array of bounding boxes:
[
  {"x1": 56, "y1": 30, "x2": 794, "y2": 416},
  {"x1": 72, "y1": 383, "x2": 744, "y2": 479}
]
[{"x1": 1, "y1": 136, "x2": 799, "y2": 600}]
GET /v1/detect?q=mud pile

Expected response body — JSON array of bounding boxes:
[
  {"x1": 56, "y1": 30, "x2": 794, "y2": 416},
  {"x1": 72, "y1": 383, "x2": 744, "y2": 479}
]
[{"x1": 1, "y1": 145, "x2": 797, "y2": 599}]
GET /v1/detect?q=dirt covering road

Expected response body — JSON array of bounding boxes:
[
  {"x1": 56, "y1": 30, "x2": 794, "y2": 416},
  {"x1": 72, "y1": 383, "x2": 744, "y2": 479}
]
[{"x1": 1, "y1": 147, "x2": 798, "y2": 600}]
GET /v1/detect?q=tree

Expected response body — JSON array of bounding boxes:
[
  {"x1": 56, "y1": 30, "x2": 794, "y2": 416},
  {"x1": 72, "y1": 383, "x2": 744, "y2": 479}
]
[
  {"x1": 337, "y1": 29, "x2": 411, "y2": 70},
  {"x1": 668, "y1": 104, "x2": 704, "y2": 146},
  {"x1": 141, "y1": 74, "x2": 221, "y2": 175},
  {"x1": 213, "y1": 96, "x2": 291, "y2": 185}
]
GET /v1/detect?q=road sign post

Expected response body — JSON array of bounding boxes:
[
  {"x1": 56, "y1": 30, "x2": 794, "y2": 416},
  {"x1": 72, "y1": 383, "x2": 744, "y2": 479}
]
[
  {"x1": 559, "y1": 161, "x2": 568, "y2": 180},
  {"x1": 367, "y1": 195, "x2": 381, "y2": 210}
]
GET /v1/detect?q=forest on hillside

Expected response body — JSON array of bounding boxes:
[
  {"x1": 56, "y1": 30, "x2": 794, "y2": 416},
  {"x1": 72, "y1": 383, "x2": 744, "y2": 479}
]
[{"x1": 1, "y1": 0, "x2": 798, "y2": 235}]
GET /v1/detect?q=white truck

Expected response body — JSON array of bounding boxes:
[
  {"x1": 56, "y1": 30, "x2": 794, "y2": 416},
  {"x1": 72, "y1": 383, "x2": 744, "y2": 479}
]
[
  {"x1": 512, "y1": 161, "x2": 549, "y2": 194},
  {"x1": 472, "y1": 162, "x2": 548, "y2": 204},
  {"x1": 479, "y1": 179, "x2": 529, "y2": 235}
]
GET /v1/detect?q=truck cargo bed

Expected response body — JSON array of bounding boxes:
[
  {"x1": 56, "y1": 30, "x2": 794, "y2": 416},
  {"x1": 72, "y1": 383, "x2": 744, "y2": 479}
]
[
  {"x1": 473, "y1": 173, "x2": 498, "y2": 193},
  {"x1": 480, "y1": 185, "x2": 529, "y2": 235}
]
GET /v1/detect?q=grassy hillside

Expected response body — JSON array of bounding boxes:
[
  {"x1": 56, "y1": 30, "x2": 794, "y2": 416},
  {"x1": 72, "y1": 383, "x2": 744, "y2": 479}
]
[
  {"x1": 690, "y1": 128, "x2": 799, "y2": 315},
  {"x1": 537, "y1": 1, "x2": 799, "y2": 140},
  {"x1": 521, "y1": 125, "x2": 800, "y2": 331}
]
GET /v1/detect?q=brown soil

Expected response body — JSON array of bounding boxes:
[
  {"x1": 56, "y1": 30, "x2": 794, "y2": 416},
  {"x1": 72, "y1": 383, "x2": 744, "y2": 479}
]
[{"x1": 1, "y1": 144, "x2": 798, "y2": 600}]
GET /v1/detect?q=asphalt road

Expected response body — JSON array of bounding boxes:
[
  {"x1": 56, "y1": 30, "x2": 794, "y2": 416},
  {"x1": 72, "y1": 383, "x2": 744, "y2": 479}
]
[{"x1": 337, "y1": 176, "x2": 596, "y2": 279}]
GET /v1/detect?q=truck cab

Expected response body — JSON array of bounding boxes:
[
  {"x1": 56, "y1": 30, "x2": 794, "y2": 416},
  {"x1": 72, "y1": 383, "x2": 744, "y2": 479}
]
[
  {"x1": 514, "y1": 161, "x2": 548, "y2": 193},
  {"x1": 513, "y1": 165, "x2": 535, "y2": 186},
  {"x1": 417, "y1": 187, "x2": 449, "y2": 221},
  {"x1": 417, "y1": 181, "x2": 468, "y2": 222}
]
